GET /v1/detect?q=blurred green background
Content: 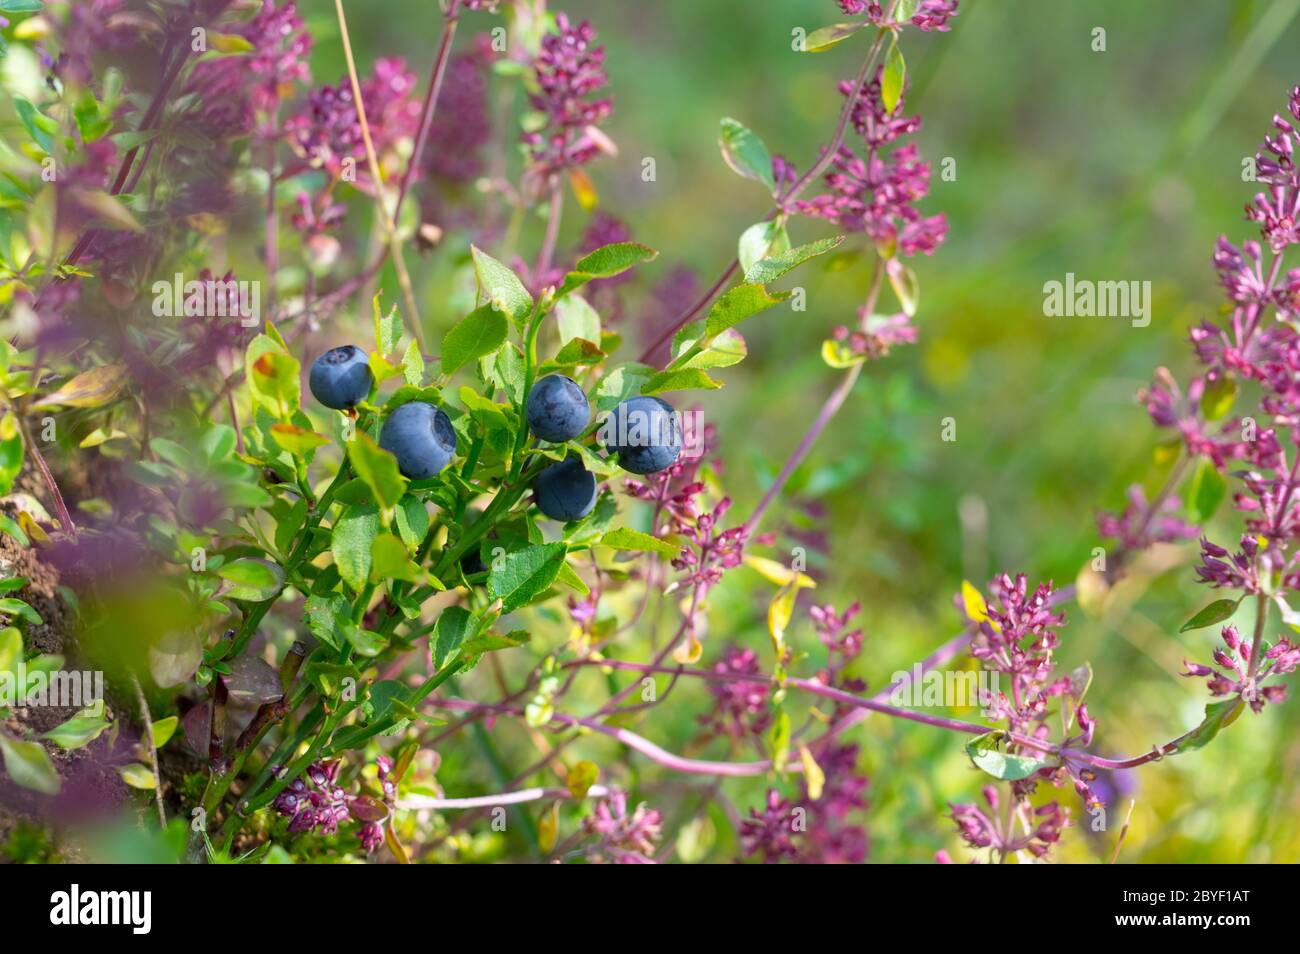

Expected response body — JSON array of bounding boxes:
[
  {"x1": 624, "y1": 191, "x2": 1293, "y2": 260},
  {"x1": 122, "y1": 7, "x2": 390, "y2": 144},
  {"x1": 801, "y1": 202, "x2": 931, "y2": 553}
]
[{"x1": 275, "y1": 0, "x2": 1300, "y2": 862}]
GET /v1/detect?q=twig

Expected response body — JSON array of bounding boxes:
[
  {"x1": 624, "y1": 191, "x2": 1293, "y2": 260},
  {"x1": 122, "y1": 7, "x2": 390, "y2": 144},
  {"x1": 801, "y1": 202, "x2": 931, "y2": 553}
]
[
  {"x1": 742, "y1": 257, "x2": 884, "y2": 536},
  {"x1": 1109, "y1": 799, "x2": 1136, "y2": 863},
  {"x1": 399, "y1": 784, "x2": 610, "y2": 811},
  {"x1": 638, "y1": 14, "x2": 896, "y2": 364},
  {"x1": 131, "y1": 673, "x2": 167, "y2": 828},
  {"x1": 333, "y1": 0, "x2": 427, "y2": 350},
  {"x1": 394, "y1": 0, "x2": 463, "y2": 222}
]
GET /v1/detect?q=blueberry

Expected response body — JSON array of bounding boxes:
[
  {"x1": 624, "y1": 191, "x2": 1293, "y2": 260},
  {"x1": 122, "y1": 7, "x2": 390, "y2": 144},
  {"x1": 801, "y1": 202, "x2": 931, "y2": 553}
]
[
  {"x1": 309, "y1": 345, "x2": 374, "y2": 410},
  {"x1": 379, "y1": 401, "x2": 457, "y2": 479},
  {"x1": 526, "y1": 374, "x2": 590, "y2": 443},
  {"x1": 532, "y1": 457, "x2": 598, "y2": 522},
  {"x1": 603, "y1": 395, "x2": 682, "y2": 475}
]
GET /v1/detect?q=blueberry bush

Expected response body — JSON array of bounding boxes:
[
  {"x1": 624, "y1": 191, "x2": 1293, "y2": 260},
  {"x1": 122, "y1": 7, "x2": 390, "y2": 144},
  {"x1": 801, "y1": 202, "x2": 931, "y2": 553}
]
[{"x1": 0, "y1": 0, "x2": 1297, "y2": 865}]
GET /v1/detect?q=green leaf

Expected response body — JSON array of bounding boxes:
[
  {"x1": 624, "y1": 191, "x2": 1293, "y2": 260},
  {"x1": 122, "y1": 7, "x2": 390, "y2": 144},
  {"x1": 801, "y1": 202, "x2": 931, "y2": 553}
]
[
  {"x1": 13, "y1": 97, "x2": 56, "y2": 153},
  {"x1": 965, "y1": 731, "x2": 1051, "y2": 781},
  {"x1": 1201, "y1": 375, "x2": 1236, "y2": 421},
  {"x1": 485, "y1": 344, "x2": 525, "y2": 405},
  {"x1": 1067, "y1": 662, "x2": 1093, "y2": 706},
  {"x1": 718, "y1": 117, "x2": 776, "y2": 194},
  {"x1": 372, "y1": 294, "x2": 403, "y2": 356},
  {"x1": 1179, "y1": 597, "x2": 1240, "y2": 633},
  {"x1": 555, "y1": 559, "x2": 590, "y2": 595},
  {"x1": 269, "y1": 424, "x2": 330, "y2": 457},
  {"x1": 42, "y1": 706, "x2": 111, "y2": 750},
  {"x1": 0, "y1": 413, "x2": 24, "y2": 496},
  {"x1": 894, "y1": 0, "x2": 921, "y2": 20},
  {"x1": 0, "y1": 1, "x2": 46, "y2": 13},
  {"x1": 766, "y1": 707, "x2": 791, "y2": 773},
  {"x1": 304, "y1": 594, "x2": 351, "y2": 652},
  {"x1": 566, "y1": 760, "x2": 599, "y2": 799},
  {"x1": 348, "y1": 431, "x2": 408, "y2": 516},
  {"x1": 1173, "y1": 698, "x2": 1245, "y2": 755},
  {"x1": 0, "y1": 733, "x2": 59, "y2": 795},
  {"x1": 0, "y1": 626, "x2": 19, "y2": 676},
  {"x1": 881, "y1": 39, "x2": 906, "y2": 114},
  {"x1": 676, "y1": 328, "x2": 747, "y2": 371},
  {"x1": 737, "y1": 220, "x2": 790, "y2": 275},
  {"x1": 641, "y1": 368, "x2": 721, "y2": 396},
  {"x1": 488, "y1": 543, "x2": 567, "y2": 613},
  {"x1": 744, "y1": 236, "x2": 845, "y2": 285},
  {"x1": 802, "y1": 21, "x2": 868, "y2": 53},
  {"x1": 340, "y1": 622, "x2": 387, "y2": 658},
  {"x1": 594, "y1": 362, "x2": 654, "y2": 412},
  {"x1": 432, "y1": 605, "x2": 475, "y2": 669},
  {"x1": 598, "y1": 527, "x2": 682, "y2": 557},
  {"x1": 887, "y1": 258, "x2": 920, "y2": 316},
  {"x1": 558, "y1": 243, "x2": 658, "y2": 298},
  {"x1": 151, "y1": 716, "x2": 178, "y2": 748},
  {"x1": 0, "y1": 597, "x2": 40, "y2": 626},
  {"x1": 371, "y1": 532, "x2": 422, "y2": 583},
  {"x1": 460, "y1": 628, "x2": 529, "y2": 662},
  {"x1": 555, "y1": 294, "x2": 601, "y2": 345},
  {"x1": 470, "y1": 245, "x2": 534, "y2": 329},
  {"x1": 822, "y1": 338, "x2": 865, "y2": 369},
  {"x1": 704, "y1": 283, "x2": 791, "y2": 336},
  {"x1": 0, "y1": 514, "x2": 29, "y2": 547},
  {"x1": 32, "y1": 366, "x2": 126, "y2": 408},
  {"x1": 73, "y1": 89, "x2": 112, "y2": 142},
  {"x1": 246, "y1": 341, "x2": 300, "y2": 420},
  {"x1": 442, "y1": 304, "x2": 509, "y2": 376},
  {"x1": 394, "y1": 495, "x2": 430, "y2": 550},
  {"x1": 209, "y1": 31, "x2": 256, "y2": 54},
  {"x1": 332, "y1": 504, "x2": 381, "y2": 592},
  {"x1": 1185, "y1": 458, "x2": 1226, "y2": 524},
  {"x1": 402, "y1": 339, "x2": 425, "y2": 387},
  {"x1": 118, "y1": 763, "x2": 157, "y2": 789},
  {"x1": 216, "y1": 559, "x2": 283, "y2": 601}
]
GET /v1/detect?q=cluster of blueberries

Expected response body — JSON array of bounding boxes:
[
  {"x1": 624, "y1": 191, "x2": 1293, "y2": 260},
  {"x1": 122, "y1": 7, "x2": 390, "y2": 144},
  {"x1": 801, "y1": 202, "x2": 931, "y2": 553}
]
[{"x1": 308, "y1": 344, "x2": 683, "y2": 523}]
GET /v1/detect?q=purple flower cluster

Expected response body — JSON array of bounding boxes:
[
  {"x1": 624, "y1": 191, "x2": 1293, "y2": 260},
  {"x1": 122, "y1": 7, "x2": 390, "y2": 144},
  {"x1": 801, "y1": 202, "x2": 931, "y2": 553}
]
[
  {"x1": 1183, "y1": 625, "x2": 1299, "y2": 713},
  {"x1": 809, "y1": 601, "x2": 866, "y2": 693},
  {"x1": 699, "y1": 645, "x2": 770, "y2": 741},
  {"x1": 271, "y1": 756, "x2": 396, "y2": 855},
  {"x1": 286, "y1": 57, "x2": 420, "y2": 184},
  {"x1": 184, "y1": 1, "x2": 312, "y2": 138},
  {"x1": 742, "y1": 743, "x2": 871, "y2": 864},
  {"x1": 944, "y1": 785, "x2": 1066, "y2": 861},
  {"x1": 624, "y1": 421, "x2": 747, "y2": 596},
  {"x1": 1097, "y1": 483, "x2": 1198, "y2": 555},
  {"x1": 522, "y1": 13, "x2": 615, "y2": 186},
  {"x1": 830, "y1": 310, "x2": 918, "y2": 361},
  {"x1": 1135, "y1": 87, "x2": 1300, "y2": 715},
  {"x1": 948, "y1": 574, "x2": 1103, "y2": 859},
  {"x1": 582, "y1": 789, "x2": 662, "y2": 863},
  {"x1": 836, "y1": 0, "x2": 959, "y2": 32},
  {"x1": 272, "y1": 760, "x2": 352, "y2": 836},
  {"x1": 795, "y1": 69, "x2": 947, "y2": 256}
]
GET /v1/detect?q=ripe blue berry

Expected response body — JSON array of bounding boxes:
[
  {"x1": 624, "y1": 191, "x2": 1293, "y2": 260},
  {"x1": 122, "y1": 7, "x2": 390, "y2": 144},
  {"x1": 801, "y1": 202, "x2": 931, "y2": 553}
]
[
  {"x1": 309, "y1": 345, "x2": 374, "y2": 410},
  {"x1": 532, "y1": 457, "x2": 598, "y2": 522},
  {"x1": 603, "y1": 395, "x2": 682, "y2": 474},
  {"x1": 379, "y1": 401, "x2": 458, "y2": 479},
  {"x1": 526, "y1": 374, "x2": 591, "y2": 443}
]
